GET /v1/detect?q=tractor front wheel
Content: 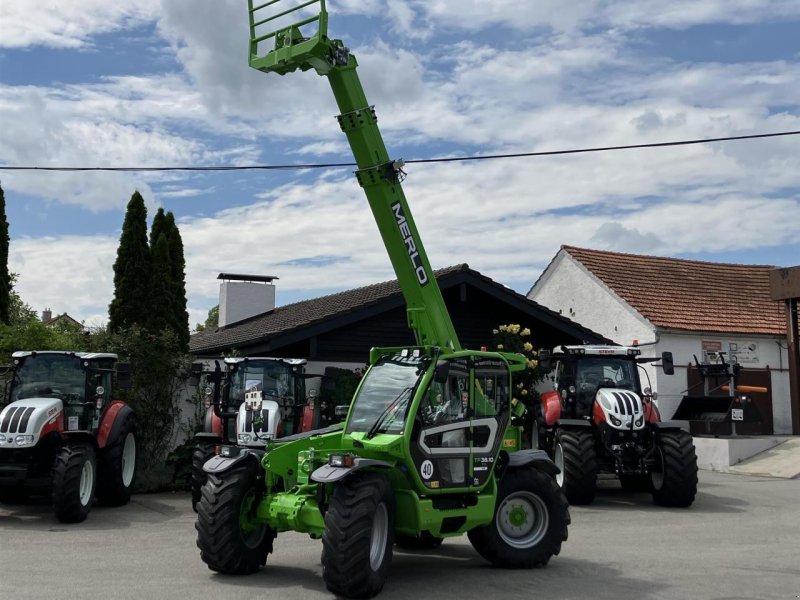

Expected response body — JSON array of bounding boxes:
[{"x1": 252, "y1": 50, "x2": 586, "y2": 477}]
[
  {"x1": 52, "y1": 444, "x2": 96, "y2": 523},
  {"x1": 191, "y1": 442, "x2": 216, "y2": 512},
  {"x1": 554, "y1": 428, "x2": 597, "y2": 505},
  {"x1": 97, "y1": 415, "x2": 137, "y2": 506},
  {"x1": 195, "y1": 461, "x2": 275, "y2": 574},
  {"x1": 468, "y1": 467, "x2": 570, "y2": 568},
  {"x1": 651, "y1": 430, "x2": 698, "y2": 507},
  {"x1": 322, "y1": 473, "x2": 395, "y2": 598}
]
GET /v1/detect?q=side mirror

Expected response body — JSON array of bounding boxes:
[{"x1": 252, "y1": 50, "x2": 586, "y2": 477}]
[
  {"x1": 661, "y1": 352, "x2": 675, "y2": 376},
  {"x1": 116, "y1": 362, "x2": 133, "y2": 390},
  {"x1": 538, "y1": 350, "x2": 552, "y2": 371},
  {"x1": 434, "y1": 361, "x2": 450, "y2": 384}
]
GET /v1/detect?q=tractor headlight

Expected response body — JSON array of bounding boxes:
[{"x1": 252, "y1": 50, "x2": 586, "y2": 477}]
[
  {"x1": 15, "y1": 435, "x2": 34, "y2": 445},
  {"x1": 328, "y1": 454, "x2": 355, "y2": 468},
  {"x1": 238, "y1": 433, "x2": 252, "y2": 444},
  {"x1": 609, "y1": 414, "x2": 622, "y2": 426},
  {"x1": 0, "y1": 434, "x2": 6, "y2": 443},
  {"x1": 635, "y1": 415, "x2": 644, "y2": 427}
]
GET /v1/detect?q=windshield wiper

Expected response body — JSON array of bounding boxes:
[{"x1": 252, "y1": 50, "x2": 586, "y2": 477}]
[{"x1": 366, "y1": 386, "x2": 412, "y2": 440}]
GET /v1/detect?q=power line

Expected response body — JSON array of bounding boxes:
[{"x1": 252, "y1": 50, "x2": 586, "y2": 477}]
[{"x1": 1, "y1": 129, "x2": 798, "y2": 173}]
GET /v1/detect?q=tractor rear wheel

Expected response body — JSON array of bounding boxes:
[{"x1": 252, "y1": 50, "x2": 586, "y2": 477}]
[
  {"x1": 395, "y1": 531, "x2": 443, "y2": 551},
  {"x1": 191, "y1": 442, "x2": 216, "y2": 512},
  {"x1": 52, "y1": 444, "x2": 96, "y2": 523},
  {"x1": 651, "y1": 430, "x2": 698, "y2": 507},
  {"x1": 468, "y1": 467, "x2": 569, "y2": 568},
  {"x1": 195, "y1": 461, "x2": 275, "y2": 574},
  {"x1": 554, "y1": 428, "x2": 597, "y2": 505},
  {"x1": 97, "y1": 415, "x2": 137, "y2": 506},
  {"x1": 322, "y1": 473, "x2": 395, "y2": 598}
]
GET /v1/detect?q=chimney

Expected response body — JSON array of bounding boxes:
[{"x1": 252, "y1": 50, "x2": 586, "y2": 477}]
[
  {"x1": 217, "y1": 273, "x2": 278, "y2": 328},
  {"x1": 42, "y1": 308, "x2": 52, "y2": 323}
]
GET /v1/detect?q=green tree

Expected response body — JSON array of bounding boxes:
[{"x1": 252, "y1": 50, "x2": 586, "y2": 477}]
[
  {"x1": 164, "y1": 212, "x2": 189, "y2": 351},
  {"x1": 149, "y1": 207, "x2": 168, "y2": 248},
  {"x1": 148, "y1": 233, "x2": 175, "y2": 333},
  {"x1": 194, "y1": 305, "x2": 219, "y2": 332},
  {"x1": 0, "y1": 182, "x2": 11, "y2": 325},
  {"x1": 109, "y1": 191, "x2": 151, "y2": 331}
]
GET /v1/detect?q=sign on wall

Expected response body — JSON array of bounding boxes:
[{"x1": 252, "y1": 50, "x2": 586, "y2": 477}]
[{"x1": 728, "y1": 341, "x2": 759, "y2": 364}]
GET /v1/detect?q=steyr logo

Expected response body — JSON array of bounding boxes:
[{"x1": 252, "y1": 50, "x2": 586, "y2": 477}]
[{"x1": 392, "y1": 202, "x2": 429, "y2": 286}]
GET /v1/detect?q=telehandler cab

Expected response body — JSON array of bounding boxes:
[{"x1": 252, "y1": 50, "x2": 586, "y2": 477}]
[{"x1": 194, "y1": 3, "x2": 570, "y2": 597}]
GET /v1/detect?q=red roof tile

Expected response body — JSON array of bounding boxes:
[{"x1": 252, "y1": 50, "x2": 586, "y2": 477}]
[{"x1": 562, "y1": 246, "x2": 786, "y2": 336}]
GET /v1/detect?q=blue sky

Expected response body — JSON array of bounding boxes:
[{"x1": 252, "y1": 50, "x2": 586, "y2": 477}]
[{"x1": 1, "y1": 0, "x2": 799, "y2": 328}]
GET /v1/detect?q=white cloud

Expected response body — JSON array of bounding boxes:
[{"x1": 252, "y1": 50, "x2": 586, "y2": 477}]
[{"x1": 0, "y1": 0, "x2": 160, "y2": 48}]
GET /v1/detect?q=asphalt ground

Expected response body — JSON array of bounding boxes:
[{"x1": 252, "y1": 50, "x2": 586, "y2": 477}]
[{"x1": 1, "y1": 470, "x2": 798, "y2": 600}]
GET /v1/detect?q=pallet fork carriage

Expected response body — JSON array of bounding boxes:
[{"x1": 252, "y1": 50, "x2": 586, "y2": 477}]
[{"x1": 194, "y1": 3, "x2": 570, "y2": 597}]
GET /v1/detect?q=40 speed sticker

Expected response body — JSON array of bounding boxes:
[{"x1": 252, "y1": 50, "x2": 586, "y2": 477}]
[{"x1": 420, "y1": 460, "x2": 434, "y2": 480}]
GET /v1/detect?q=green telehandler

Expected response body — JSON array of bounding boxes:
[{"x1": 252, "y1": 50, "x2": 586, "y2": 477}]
[{"x1": 194, "y1": 2, "x2": 570, "y2": 597}]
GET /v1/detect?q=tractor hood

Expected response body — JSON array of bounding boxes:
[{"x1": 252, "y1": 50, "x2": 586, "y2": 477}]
[
  {"x1": 595, "y1": 388, "x2": 645, "y2": 431},
  {"x1": 0, "y1": 398, "x2": 63, "y2": 449},
  {"x1": 236, "y1": 397, "x2": 281, "y2": 447}
]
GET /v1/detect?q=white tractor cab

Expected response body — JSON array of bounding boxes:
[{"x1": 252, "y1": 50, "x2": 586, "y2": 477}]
[
  {"x1": 189, "y1": 356, "x2": 310, "y2": 510},
  {"x1": 533, "y1": 345, "x2": 697, "y2": 507},
  {"x1": 0, "y1": 351, "x2": 136, "y2": 522}
]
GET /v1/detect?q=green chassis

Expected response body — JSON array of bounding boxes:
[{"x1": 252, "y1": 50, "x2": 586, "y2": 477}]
[{"x1": 211, "y1": 346, "x2": 531, "y2": 539}]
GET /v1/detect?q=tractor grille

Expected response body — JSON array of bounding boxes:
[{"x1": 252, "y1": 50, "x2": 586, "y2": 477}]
[
  {"x1": 243, "y1": 409, "x2": 270, "y2": 434},
  {"x1": 611, "y1": 392, "x2": 641, "y2": 415},
  {"x1": 0, "y1": 406, "x2": 35, "y2": 434}
]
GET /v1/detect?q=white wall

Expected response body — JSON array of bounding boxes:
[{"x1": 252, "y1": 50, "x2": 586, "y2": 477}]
[
  {"x1": 655, "y1": 332, "x2": 792, "y2": 433},
  {"x1": 529, "y1": 252, "x2": 655, "y2": 347}
]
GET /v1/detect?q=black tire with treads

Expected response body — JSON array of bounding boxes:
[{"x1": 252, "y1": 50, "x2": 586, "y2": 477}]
[
  {"x1": 651, "y1": 430, "x2": 698, "y2": 507},
  {"x1": 555, "y1": 428, "x2": 597, "y2": 505}
]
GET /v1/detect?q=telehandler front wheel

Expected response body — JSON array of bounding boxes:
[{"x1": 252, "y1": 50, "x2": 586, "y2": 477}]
[
  {"x1": 468, "y1": 467, "x2": 570, "y2": 568},
  {"x1": 322, "y1": 472, "x2": 395, "y2": 599},
  {"x1": 195, "y1": 461, "x2": 275, "y2": 574}
]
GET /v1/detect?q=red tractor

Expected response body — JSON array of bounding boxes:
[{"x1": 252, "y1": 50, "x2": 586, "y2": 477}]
[
  {"x1": 531, "y1": 345, "x2": 697, "y2": 507},
  {"x1": 189, "y1": 357, "x2": 311, "y2": 510},
  {"x1": 0, "y1": 351, "x2": 136, "y2": 522}
]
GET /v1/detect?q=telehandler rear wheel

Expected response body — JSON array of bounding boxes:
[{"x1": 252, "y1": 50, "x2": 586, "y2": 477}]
[
  {"x1": 191, "y1": 442, "x2": 216, "y2": 512},
  {"x1": 468, "y1": 467, "x2": 570, "y2": 568},
  {"x1": 52, "y1": 444, "x2": 96, "y2": 523},
  {"x1": 322, "y1": 472, "x2": 395, "y2": 598},
  {"x1": 195, "y1": 461, "x2": 275, "y2": 574}
]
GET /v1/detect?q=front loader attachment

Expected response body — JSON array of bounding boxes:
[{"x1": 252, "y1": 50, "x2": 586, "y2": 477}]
[{"x1": 248, "y1": 0, "x2": 335, "y2": 75}]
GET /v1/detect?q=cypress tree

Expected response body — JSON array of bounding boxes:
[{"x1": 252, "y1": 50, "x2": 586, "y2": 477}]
[
  {"x1": 148, "y1": 232, "x2": 175, "y2": 333},
  {"x1": 164, "y1": 212, "x2": 189, "y2": 351},
  {"x1": 0, "y1": 182, "x2": 10, "y2": 325},
  {"x1": 149, "y1": 207, "x2": 168, "y2": 248},
  {"x1": 109, "y1": 191, "x2": 151, "y2": 331}
]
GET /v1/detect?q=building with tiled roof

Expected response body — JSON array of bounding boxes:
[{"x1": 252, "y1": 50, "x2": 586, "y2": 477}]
[
  {"x1": 191, "y1": 264, "x2": 608, "y2": 395},
  {"x1": 528, "y1": 246, "x2": 793, "y2": 434}
]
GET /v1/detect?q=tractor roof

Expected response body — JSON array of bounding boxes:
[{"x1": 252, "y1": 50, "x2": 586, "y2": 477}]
[
  {"x1": 12, "y1": 350, "x2": 118, "y2": 361},
  {"x1": 223, "y1": 357, "x2": 307, "y2": 367},
  {"x1": 553, "y1": 345, "x2": 641, "y2": 357}
]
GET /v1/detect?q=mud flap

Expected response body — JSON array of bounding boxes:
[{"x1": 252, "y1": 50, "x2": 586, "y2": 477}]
[
  {"x1": 507, "y1": 449, "x2": 560, "y2": 477},
  {"x1": 203, "y1": 448, "x2": 260, "y2": 475}
]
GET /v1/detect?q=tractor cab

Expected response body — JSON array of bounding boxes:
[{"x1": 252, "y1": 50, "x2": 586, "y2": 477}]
[
  {"x1": 550, "y1": 346, "x2": 645, "y2": 419},
  {"x1": 5, "y1": 351, "x2": 121, "y2": 433}
]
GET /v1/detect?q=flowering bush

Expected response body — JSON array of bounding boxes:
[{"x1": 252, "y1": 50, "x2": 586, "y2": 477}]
[{"x1": 491, "y1": 323, "x2": 546, "y2": 409}]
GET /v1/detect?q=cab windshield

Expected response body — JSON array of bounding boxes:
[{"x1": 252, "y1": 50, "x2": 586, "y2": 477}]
[
  {"x1": 12, "y1": 354, "x2": 85, "y2": 403},
  {"x1": 227, "y1": 361, "x2": 293, "y2": 407},
  {"x1": 346, "y1": 355, "x2": 428, "y2": 435}
]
